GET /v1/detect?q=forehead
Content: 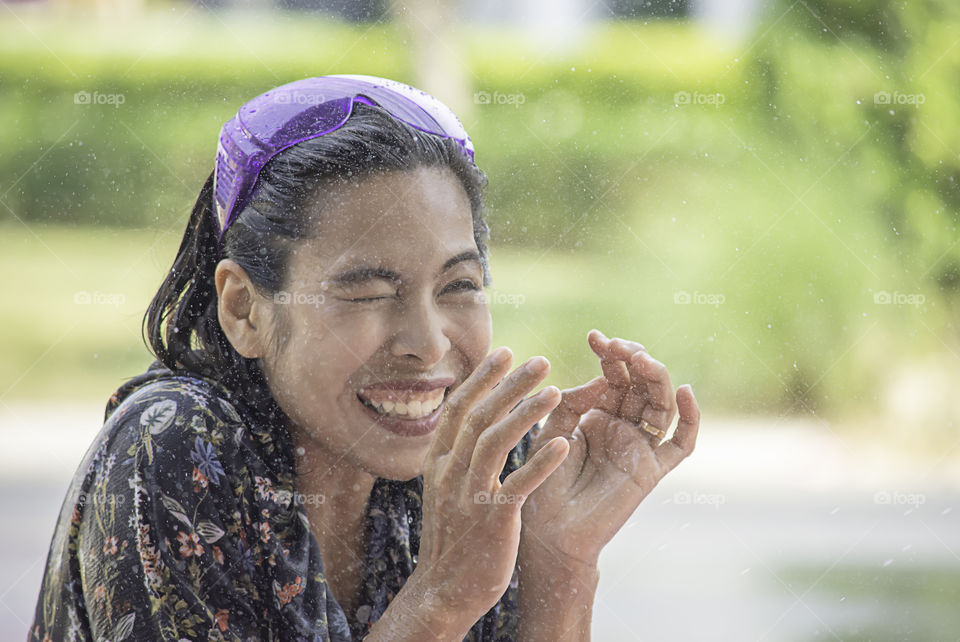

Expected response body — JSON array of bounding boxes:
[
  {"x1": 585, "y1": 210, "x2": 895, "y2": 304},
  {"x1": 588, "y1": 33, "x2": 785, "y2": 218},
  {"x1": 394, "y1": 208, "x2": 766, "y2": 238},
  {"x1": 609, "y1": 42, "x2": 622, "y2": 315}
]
[{"x1": 300, "y1": 166, "x2": 477, "y2": 272}]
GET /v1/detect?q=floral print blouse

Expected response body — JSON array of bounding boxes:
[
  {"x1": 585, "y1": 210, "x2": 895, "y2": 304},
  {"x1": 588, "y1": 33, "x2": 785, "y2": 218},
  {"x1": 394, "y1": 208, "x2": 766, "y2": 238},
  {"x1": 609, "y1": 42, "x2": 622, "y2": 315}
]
[{"x1": 28, "y1": 360, "x2": 532, "y2": 641}]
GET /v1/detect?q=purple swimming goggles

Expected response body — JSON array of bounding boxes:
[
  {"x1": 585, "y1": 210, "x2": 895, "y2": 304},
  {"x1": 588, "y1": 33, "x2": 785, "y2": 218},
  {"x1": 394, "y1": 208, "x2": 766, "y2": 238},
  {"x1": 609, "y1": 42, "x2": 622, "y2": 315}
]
[{"x1": 213, "y1": 74, "x2": 475, "y2": 244}]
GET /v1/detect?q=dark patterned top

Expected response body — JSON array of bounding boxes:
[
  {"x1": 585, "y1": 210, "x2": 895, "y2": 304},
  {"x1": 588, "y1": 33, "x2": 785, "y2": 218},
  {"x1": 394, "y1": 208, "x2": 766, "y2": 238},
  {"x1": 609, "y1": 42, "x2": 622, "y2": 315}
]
[{"x1": 28, "y1": 360, "x2": 532, "y2": 641}]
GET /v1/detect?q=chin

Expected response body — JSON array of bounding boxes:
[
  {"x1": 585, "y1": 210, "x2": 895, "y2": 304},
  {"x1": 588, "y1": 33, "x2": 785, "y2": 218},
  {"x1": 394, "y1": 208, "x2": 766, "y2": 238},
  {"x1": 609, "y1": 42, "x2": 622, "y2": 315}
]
[
  {"x1": 373, "y1": 464, "x2": 425, "y2": 482},
  {"x1": 363, "y1": 450, "x2": 428, "y2": 482}
]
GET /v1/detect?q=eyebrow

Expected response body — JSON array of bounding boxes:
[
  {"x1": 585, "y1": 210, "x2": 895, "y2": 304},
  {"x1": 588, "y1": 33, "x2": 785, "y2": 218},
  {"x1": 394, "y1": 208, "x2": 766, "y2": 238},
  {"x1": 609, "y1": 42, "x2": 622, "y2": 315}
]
[{"x1": 324, "y1": 250, "x2": 482, "y2": 287}]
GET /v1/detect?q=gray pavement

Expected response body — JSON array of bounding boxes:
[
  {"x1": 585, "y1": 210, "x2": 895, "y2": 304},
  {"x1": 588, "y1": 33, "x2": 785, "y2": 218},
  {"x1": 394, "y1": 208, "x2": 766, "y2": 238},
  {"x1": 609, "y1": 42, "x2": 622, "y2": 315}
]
[{"x1": 2, "y1": 404, "x2": 958, "y2": 641}]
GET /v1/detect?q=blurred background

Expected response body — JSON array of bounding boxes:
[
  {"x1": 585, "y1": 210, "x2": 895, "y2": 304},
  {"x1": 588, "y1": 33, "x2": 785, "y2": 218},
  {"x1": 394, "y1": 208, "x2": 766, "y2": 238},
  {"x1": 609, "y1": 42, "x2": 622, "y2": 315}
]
[{"x1": 1, "y1": 0, "x2": 958, "y2": 639}]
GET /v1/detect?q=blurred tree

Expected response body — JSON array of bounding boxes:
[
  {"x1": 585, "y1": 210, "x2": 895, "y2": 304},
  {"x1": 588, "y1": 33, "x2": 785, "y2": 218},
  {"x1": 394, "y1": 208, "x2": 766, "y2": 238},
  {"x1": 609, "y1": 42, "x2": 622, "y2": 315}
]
[
  {"x1": 755, "y1": 0, "x2": 960, "y2": 304},
  {"x1": 53, "y1": 0, "x2": 145, "y2": 21},
  {"x1": 388, "y1": 0, "x2": 474, "y2": 126},
  {"x1": 603, "y1": 0, "x2": 690, "y2": 18},
  {"x1": 272, "y1": 0, "x2": 389, "y2": 21}
]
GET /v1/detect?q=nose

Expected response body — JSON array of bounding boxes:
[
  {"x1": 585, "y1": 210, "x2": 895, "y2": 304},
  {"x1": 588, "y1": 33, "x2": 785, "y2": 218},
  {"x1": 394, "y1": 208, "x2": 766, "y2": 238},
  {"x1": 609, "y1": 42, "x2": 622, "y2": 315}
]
[{"x1": 389, "y1": 292, "x2": 452, "y2": 366}]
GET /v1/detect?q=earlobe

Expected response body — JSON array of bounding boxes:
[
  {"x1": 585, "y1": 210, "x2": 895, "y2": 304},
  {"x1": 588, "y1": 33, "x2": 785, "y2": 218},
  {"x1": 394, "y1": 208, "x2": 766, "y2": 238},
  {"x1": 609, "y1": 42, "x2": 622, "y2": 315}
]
[{"x1": 215, "y1": 259, "x2": 266, "y2": 359}]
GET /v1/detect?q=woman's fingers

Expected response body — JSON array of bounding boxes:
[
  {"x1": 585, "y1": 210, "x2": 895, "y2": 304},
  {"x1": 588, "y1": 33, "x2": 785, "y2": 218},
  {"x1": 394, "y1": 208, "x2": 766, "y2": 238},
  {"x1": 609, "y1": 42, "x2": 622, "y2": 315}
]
[
  {"x1": 499, "y1": 435, "x2": 569, "y2": 504},
  {"x1": 469, "y1": 385, "x2": 561, "y2": 490},
  {"x1": 599, "y1": 355, "x2": 631, "y2": 390},
  {"x1": 654, "y1": 385, "x2": 700, "y2": 474},
  {"x1": 430, "y1": 346, "x2": 513, "y2": 457},
  {"x1": 588, "y1": 330, "x2": 630, "y2": 388},
  {"x1": 588, "y1": 329, "x2": 646, "y2": 354},
  {"x1": 589, "y1": 330, "x2": 678, "y2": 433},
  {"x1": 630, "y1": 351, "x2": 676, "y2": 415},
  {"x1": 535, "y1": 375, "x2": 608, "y2": 444},
  {"x1": 449, "y1": 355, "x2": 553, "y2": 472}
]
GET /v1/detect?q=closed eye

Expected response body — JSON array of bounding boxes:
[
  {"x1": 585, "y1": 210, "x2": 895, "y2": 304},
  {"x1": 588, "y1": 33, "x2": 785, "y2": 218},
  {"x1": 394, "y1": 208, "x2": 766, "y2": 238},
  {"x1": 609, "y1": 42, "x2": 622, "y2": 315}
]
[
  {"x1": 344, "y1": 280, "x2": 480, "y2": 303},
  {"x1": 443, "y1": 279, "x2": 481, "y2": 293}
]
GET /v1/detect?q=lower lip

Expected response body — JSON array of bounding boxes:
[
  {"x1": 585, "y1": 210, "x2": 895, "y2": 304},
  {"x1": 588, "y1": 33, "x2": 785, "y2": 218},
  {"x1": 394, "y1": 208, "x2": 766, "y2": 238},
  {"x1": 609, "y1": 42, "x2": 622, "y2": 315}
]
[{"x1": 357, "y1": 393, "x2": 446, "y2": 437}]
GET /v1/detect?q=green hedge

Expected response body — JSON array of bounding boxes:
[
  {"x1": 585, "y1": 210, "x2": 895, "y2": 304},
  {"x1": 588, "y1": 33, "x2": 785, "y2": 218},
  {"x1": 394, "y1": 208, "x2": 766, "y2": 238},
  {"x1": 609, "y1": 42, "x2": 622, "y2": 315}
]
[
  {"x1": 0, "y1": 13, "x2": 741, "y2": 247},
  {"x1": 1, "y1": 8, "x2": 956, "y2": 422}
]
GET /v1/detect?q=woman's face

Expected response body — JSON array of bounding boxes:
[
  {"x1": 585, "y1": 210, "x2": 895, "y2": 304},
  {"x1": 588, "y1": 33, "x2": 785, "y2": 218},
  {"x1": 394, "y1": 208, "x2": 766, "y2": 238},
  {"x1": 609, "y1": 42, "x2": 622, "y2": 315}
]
[{"x1": 260, "y1": 165, "x2": 492, "y2": 481}]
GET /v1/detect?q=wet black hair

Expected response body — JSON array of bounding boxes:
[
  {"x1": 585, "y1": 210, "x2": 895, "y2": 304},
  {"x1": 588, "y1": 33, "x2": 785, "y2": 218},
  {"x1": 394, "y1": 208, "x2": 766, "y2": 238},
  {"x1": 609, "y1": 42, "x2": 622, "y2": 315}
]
[{"x1": 142, "y1": 101, "x2": 491, "y2": 435}]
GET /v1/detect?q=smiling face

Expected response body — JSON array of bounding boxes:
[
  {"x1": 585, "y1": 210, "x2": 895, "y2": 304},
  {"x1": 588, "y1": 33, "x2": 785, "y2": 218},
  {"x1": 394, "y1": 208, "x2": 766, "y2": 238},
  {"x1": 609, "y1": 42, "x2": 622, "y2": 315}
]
[{"x1": 259, "y1": 165, "x2": 492, "y2": 481}]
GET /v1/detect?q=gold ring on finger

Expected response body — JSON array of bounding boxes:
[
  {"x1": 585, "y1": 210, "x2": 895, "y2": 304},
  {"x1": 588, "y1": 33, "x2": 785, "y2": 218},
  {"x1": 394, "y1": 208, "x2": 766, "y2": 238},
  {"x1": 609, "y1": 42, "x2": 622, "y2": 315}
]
[{"x1": 638, "y1": 419, "x2": 666, "y2": 440}]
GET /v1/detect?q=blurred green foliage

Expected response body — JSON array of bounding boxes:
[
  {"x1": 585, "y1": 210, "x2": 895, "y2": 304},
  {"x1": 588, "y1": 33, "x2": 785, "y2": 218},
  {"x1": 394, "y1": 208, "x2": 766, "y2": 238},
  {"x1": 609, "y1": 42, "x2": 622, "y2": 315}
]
[
  {"x1": 755, "y1": 0, "x2": 960, "y2": 300},
  {"x1": 0, "y1": 16, "x2": 737, "y2": 238},
  {"x1": 0, "y1": 5, "x2": 955, "y2": 428}
]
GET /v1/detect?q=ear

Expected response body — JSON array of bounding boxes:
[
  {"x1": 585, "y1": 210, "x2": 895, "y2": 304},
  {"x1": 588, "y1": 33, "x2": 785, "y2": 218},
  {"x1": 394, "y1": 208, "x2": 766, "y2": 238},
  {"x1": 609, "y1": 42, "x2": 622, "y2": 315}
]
[{"x1": 215, "y1": 259, "x2": 273, "y2": 359}]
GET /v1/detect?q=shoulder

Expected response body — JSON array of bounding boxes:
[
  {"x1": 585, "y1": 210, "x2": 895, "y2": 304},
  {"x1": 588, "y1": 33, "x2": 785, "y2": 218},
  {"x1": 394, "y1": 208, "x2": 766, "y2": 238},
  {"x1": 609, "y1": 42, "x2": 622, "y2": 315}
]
[
  {"x1": 107, "y1": 373, "x2": 249, "y2": 449},
  {"x1": 110, "y1": 372, "x2": 244, "y2": 430},
  {"x1": 99, "y1": 373, "x2": 255, "y2": 496},
  {"x1": 68, "y1": 373, "x2": 279, "y2": 638}
]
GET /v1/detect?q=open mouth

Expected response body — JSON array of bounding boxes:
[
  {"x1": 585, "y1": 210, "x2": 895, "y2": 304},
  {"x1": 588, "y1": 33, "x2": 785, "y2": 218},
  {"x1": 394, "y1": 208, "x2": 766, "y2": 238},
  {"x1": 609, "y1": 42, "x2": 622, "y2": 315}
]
[{"x1": 356, "y1": 387, "x2": 450, "y2": 420}]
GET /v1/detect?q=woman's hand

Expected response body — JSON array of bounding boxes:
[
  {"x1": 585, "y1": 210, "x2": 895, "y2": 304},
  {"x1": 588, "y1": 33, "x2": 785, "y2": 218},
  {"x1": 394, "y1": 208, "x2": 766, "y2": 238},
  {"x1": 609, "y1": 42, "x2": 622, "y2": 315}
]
[
  {"x1": 519, "y1": 329, "x2": 701, "y2": 571},
  {"x1": 403, "y1": 346, "x2": 570, "y2": 634}
]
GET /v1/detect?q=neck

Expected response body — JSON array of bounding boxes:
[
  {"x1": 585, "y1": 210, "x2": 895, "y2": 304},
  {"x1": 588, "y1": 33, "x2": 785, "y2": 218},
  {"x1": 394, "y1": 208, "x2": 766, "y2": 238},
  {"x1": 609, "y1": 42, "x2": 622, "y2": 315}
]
[{"x1": 289, "y1": 427, "x2": 377, "y2": 561}]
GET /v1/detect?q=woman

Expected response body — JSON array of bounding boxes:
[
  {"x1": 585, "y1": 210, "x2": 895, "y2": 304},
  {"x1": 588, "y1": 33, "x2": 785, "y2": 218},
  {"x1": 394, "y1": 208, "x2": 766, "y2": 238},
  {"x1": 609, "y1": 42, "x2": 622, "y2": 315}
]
[{"x1": 28, "y1": 74, "x2": 700, "y2": 641}]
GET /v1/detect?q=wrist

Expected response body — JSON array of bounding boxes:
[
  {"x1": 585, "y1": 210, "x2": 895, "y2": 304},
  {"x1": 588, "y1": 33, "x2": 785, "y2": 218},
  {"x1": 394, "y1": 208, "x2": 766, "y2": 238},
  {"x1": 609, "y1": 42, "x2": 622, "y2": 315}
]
[
  {"x1": 519, "y1": 531, "x2": 600, "y2": 584},
  {"x1": 517, "y1": 544, "x2": 598, "y2": 642},
  {"x1": 365, "y1": 566, "x2": 477, "y2": 641},
  {"x1": 518, "y1": 550, "x2": 599, "y2": 602}
]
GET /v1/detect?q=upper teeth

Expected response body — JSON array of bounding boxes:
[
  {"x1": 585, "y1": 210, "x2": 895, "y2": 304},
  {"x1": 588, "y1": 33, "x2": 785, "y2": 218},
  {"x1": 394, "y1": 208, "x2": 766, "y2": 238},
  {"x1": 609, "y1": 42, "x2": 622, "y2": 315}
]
[{"x1": 359, "y1": 388, "x2": 445, "y2": 419}]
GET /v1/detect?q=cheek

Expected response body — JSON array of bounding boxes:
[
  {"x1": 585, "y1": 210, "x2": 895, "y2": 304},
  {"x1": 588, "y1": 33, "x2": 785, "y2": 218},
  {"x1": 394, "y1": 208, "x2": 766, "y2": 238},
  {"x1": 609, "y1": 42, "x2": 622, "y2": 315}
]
[
  {"x1": 283, "y1": 299, "x2": 491, "y2": 382},
  {"x1": 278, "y1": 308, "x2": 378, "y2": 386},
  {"x1": 451, "y1": 303, "x2": 492, "y2": 371}
]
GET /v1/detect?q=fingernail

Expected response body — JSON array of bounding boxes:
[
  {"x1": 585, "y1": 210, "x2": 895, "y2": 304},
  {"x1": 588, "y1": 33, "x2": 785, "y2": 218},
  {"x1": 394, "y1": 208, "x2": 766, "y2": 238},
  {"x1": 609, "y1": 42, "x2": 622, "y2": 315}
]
[
  {"x1": 526, "y1": 356, "x2": 548, "y2": 373},
  {"x1": 547, "y1": 437, "x2": 567, "y2": 453},
  {"x1": 538, "y1": 385, "x2": 560, "y2": 399}
]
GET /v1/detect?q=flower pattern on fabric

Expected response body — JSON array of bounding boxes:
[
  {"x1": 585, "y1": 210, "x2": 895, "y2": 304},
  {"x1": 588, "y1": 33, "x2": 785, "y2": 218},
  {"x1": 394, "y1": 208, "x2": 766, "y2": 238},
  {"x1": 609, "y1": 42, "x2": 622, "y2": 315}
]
[
  {"x1": 28, "y1": 359, "x2": 533, "y2": 641},
  {"x1": 190, "y1": 436, "x2": 226, "y2": 486}
]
